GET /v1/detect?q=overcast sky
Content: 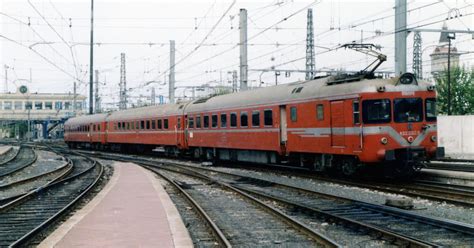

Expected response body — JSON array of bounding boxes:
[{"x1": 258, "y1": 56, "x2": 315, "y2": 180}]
[{"x1": 1, "y1": 0, "x2": 472, "y2": 109}]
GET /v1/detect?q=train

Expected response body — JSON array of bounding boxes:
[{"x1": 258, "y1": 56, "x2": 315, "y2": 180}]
[{"x1": 64, "y1": 72, "x2": 444, "y2": 177}]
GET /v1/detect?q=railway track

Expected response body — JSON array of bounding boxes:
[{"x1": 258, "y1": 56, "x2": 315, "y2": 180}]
[
  {"x1": 142, "y1": 164, "x2": 338, "y2": 247},
  {"x1": 79, "y1": 149, "x2": 474, "y2": 209},
  {"x1": 0, "y1": 159, "x2": 72, "y2": 204},
  {"x1": 162, "y1": 163, "x2": 474, "y2": 247},
  {"x1": 0, "y1": 152, "x2": 103, "y2": 247},
  {"x1": 0, "y1": 146, "x2": 37, "y2": 178},
  {"x1": 426, "y1": 160, "x2": 474, "y2": 172},
  {"x1": 80, "y1": 149, "x2": 474, "y2": 246},
  {"x1": 0, "y1": 147, "x2": 19, "y2": 165}
]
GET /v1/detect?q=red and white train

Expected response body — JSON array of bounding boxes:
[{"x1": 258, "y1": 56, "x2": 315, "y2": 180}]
[{"x1": 64, "y1": 73, "x2": 444, "y2": 176}]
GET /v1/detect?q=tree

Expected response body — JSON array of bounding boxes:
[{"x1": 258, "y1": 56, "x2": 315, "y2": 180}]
[{"x1": 435, "y1": 66, "x2": 474, "y2": 115}]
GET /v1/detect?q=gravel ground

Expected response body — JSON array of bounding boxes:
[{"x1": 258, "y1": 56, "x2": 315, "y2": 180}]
[
  {"x1": 29, "y1": 158, "x2": 113, "y2": 246},
  {"x1": 161, "y1": 167, "x2": 323, "y2": 247},
  {"x1": 0, "y1": 150, "x2": 68, "y2": 201},
  {"x1": 206, "y1": 165, "x2": 474, "y2": 225},
  {"x1": 0, "y1": 147, "x2": 18, "y2": 165},
  {"x1": 142, "y1": 156, "x2": 474, "y2": 226},
  {"x1": 154, "y1": 175, "x2": 222, "y2": 248}
]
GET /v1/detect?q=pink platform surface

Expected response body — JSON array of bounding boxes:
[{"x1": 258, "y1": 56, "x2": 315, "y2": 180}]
[{"x1": 50, "y1": 162, "x2": 189, "y2": 248}]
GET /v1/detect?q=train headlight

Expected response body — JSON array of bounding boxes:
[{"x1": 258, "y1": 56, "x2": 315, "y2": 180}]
[
  {"x1": 407, "y1": 136, "x2": 414, "y2": 143},
  {"x1": 380, "y1": 137, "x2": 388, "y2": 145},
  {"x1": 431, "y1": 135, "x2": 437, "y2": 142}
]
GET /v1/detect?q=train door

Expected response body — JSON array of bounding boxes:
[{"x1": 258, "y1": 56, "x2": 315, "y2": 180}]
[
  {"x1": 279, "y1": 105, "x2": 287, "y2": 144},
  {"x1": 101, "y1": 121, "x2": 107, "y2": 144},
  {"x1": 88, "y1": 123, "x2": 93, "y2": 143},
  {"x1": 176, "y1": 116, "x2": 182, "y2": 148},
  {"x1": 330, "y1": 101, "x2": 345, "y2": 147},
  {"x1": 183, "y1": 115, "x2": 189, "y2": 148}
]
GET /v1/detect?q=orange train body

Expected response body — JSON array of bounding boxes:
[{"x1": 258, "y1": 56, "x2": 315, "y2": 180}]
[{"x1": 64, "y1": 73, "x2": 443, "y2": 175}]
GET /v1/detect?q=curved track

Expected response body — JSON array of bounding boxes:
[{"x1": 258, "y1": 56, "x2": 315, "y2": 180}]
[
  {"x1": 165, "y1": 163, "x2": 474, "y2": 247},
  {"x1": 143, "y1": 164, "x2": 338, "y2": 247},
  {"x1": 0, "y1": 147, "x2": 37, "y2": 178},
  {"x1": 0, "y1": 154, "x2": 103, "y2": 247}
]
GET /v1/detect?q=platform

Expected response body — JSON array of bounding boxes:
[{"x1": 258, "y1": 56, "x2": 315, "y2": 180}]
[
  {"x1": 0, "y1": 146, "x2": 12, "y2": 156},
  {"x1": 39, "y1": 162, "x2": 193, "y2": 248}
]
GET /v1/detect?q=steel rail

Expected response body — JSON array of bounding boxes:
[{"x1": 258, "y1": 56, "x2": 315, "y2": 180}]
[
  {"x1": 0, "y1": 146, "x2": 19, "y2": 166},
  {"x1": 0, "y1": 153, "x2": 103, "y2": 247},
  {"x1": 143, "y1": 163, "x2": 340, "y2": 248},
  {"x1": 0, "y1": 146, "x2": 37, "y2": 177},
  {"x1": 141, "y1": 165, "x2": 232, "y2": 248},
  {"x1": 161, "y1": 163, "x2": 474, "y2": 245}
]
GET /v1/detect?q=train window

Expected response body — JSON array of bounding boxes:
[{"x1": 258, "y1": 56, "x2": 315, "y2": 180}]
[
  {"x1": 146, "y1": 120, "x2": 151, "y2": 130},
  {"x1": 317, "y1": 104, "x2": 324, "y2": 120},
  {"x1": 98, "y1": 125, "x2": 101, "y2": 131},
  {"x1": 189, "y1": 117, "x2": 194, "y2": 128},
  {"x1": 196, "y1": 116, "x2": 202, "y2": 128},
  {"x1": 240, "y1": 112, "x2": 248, "y2": 127},
  {"x1": 136, "y1": 121, "x2": 139, "y2": 130},
  {"x1": 353, "y1": 100, "x2": 360, "y2": 125},
  {"x1": 178, "y1": 118, "x2": 181, "y2": 129},
  {"x1": 290, "y1": 107, "x2": 297, "y2": 122},
  {"x1": 425, "y1": 98, "x2": 436, "y2": 122},
  {"x1": 118, "y1": 122, "x2": 122, "y2": 130},
  {"x1": 394, "y1": 98, "x2": 422, "y2": 123},
  {"x1": 141, "y1": 120, "x2": 145, "y2": 129},
  {"x1": 212, "y1": 115, "x2": 218, "y2": 128},
  {"x1": 157, "y1": 119, "x2": 162, "y2": 129},
  {"x1": 252, "y1": 111, "x2": 260, "y2": 127},
  {"x1": 164, "y1": 119, "x2": 169, "y2": 129},
  {"x1": 230, "y1": 113, "x2": 237, "y2": 127},
  {"x1": 93, "y1": 125, "x2": 96, "y2": 131},
  {"x1": 204, "y1": 115, "x2": 210, "y2": 128},
  {"x1": 152, "y1": 120, "x2": 156, "y2": 129},
  {"x1": 362, "y1": 99, "x2": 391, "y2": 124},
  {"x1": 220, "y1": 113, "x2": 227, "y2": 128},
  {"x1": 264, "y1": 110, "x2": 273, "y2": 126}
]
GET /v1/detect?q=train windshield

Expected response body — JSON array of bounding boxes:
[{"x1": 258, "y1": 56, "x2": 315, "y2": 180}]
[
  {"x1": 425, "y1": 98, "x2": 436, "y2": 122},
  {"x1": 394, "y1": 98, "x2": 423, "y2": 123},
  {"x1": 362, "y1": 99, "x2": 391, "y2": 124}
]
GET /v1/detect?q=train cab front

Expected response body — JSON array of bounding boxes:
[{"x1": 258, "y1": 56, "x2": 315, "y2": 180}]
[{"x1": 360, "y1": 73, "x2": 444, "y2": 176}]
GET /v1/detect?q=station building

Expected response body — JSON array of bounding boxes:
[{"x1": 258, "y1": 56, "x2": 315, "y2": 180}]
[{"x1": 0, "y1": 85, "x2": 86, "y2": 139}]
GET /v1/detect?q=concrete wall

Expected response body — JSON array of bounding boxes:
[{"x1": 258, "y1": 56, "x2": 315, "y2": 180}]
[{"x1": 438, "y1": 115, "x2": 474, "y2": 158}]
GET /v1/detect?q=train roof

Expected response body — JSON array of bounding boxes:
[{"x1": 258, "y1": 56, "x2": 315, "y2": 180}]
[
  {"x1": 65, "y1": 113, "x2": 109, "y2": 126},
  {"x1": 106, "y1": 102, "x2": 187, "y2": 121},
  {"x1": 185, "y1": 75, "x2": 434, "y2": 113}
]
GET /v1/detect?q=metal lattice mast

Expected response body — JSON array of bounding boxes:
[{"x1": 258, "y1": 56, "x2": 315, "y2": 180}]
[
  {"x1": 412, "y1": 31, "x2": 422, "y2": 79},
  {"x1": 94, "y1": 70, "x2": 101, "y2": 113},
  {"x1": 305, "y1": 8, "x2": 315, "y2": 80},
  {"x1": 119, "y1": 53, "x2": 127, "y2": 110}
]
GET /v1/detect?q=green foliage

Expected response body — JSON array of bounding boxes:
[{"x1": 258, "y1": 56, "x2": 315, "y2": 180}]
[{"x1": 435, "y1": 66, "x2": 474, "y2": 115}]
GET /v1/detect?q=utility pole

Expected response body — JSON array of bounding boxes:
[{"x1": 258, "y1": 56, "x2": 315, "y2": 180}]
[
  {"x1": 395, "y1": 0, "x2": 407, "y2": 75},
  {"x1": 169, "y1": 40, "x2": 176, "y2": 104},
  {"x1": 119, "y1": 53, "x2": 127, "y2": 110},
  {"x1": 4, "y1": 65, "x2": 8, "y2": 93},
  {"x1": 239, "y1": 8, "x2": 248, "y2": 91},
  {"x1": 151, "y1": 87, "x2": 156, "y2": 105},
  {"x1": 94, "y1": 70, "x2": 100, "y2": 113},
  {"x1": 447, "y1": 32, "x2": 456, "y2": 116},
  {"x1": 232, "y1": 70, "x2": 238, "y2": 92},
  {"x1": 412, "y1": 31, "x2": 422, "y2": 79},
  {"x1": 89, "y1": 0, "x2": 94, "y2": 114},
  {"x1": 305, "y1": 8, "x2": 315, "y2": 80}
]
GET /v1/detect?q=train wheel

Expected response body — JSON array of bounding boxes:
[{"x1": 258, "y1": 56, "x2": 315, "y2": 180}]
[{"x1": 340, "y1": 158, "x2": 358, "y2": 177}]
